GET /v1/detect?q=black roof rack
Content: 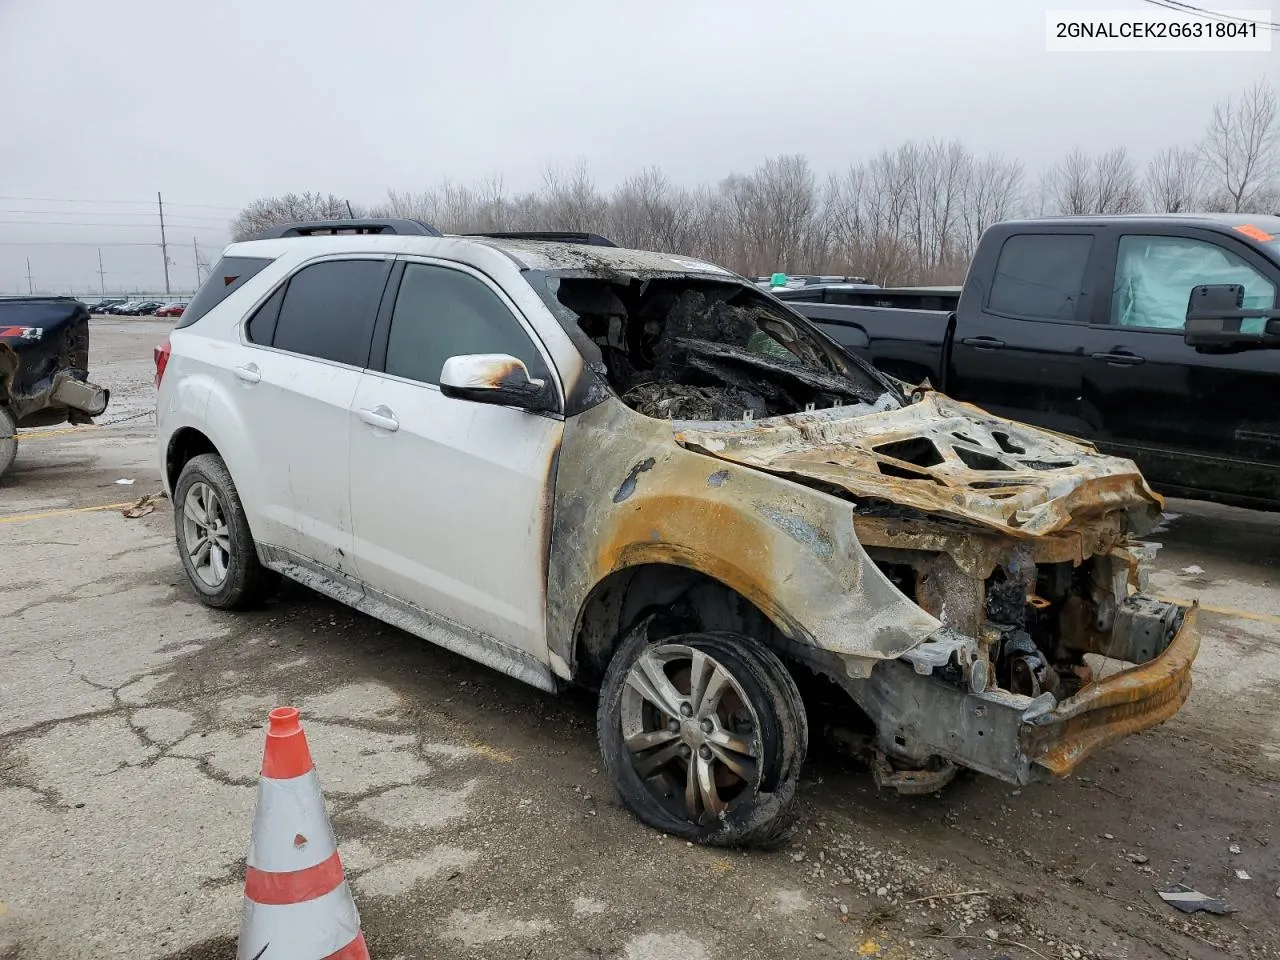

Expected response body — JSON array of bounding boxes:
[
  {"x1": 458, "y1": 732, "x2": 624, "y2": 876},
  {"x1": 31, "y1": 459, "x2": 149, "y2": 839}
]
[
  {"x1": 463, "y1": 231, "x2": 617, "y2": 247},
  {"x1": 253, "y1": 218, "x2": 442, "y2": 240}
]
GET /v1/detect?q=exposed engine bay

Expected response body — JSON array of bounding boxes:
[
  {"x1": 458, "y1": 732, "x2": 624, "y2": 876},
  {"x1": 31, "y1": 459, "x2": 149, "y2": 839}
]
[{"x1": 550, "y1": 277, "x2": 896, "y2": 421}]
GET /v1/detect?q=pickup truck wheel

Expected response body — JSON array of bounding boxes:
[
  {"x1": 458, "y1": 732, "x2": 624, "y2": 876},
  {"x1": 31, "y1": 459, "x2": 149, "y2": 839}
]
[
  {"x1": 0, "y1": 406, "x2": 16, "y2": 479},
  {"x1": 598, "y1": 630, "x2": 808, "y2": 848},
  {"x1": 173, "y1": 453, "x2": 278, "y2": 610}
]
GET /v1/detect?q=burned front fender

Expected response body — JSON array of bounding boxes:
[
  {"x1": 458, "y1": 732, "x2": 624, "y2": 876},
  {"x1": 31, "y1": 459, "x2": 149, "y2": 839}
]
[{"x1": 546, "y1": 397, "x2": 941, "y2": 673}]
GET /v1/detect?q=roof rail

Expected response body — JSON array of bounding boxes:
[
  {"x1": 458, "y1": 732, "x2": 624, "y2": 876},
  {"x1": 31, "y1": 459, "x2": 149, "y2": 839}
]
[
  {"x1": 462, "y1": 231, "x2": 617, "y2": 247},
  {"x1": 252, "y1": 218, "x2": 442, "y2": 240}
]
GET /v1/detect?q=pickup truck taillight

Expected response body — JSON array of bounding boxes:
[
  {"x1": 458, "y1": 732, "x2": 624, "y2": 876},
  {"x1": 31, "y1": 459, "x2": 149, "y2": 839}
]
[{"x1": 154, "y1": 338, "x2": 171, "y2": 388}]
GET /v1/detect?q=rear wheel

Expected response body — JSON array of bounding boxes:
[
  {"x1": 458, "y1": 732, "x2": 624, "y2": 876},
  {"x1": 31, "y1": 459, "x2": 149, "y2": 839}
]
[
  {"x1": 597, "y1": 629, "x2": 808, "y2": 847},
  {"x1": 173, "y1": 453, "x2": 277, "y2": 609},
  {"x1": 0, "y1": 406, "x2": 16, "y2": 479}
]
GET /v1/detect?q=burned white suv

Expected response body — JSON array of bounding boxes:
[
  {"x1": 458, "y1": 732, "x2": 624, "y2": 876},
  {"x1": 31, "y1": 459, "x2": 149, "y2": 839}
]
[{"x1": 156, "y1": 220, "x2": 1198, "y2": 846}]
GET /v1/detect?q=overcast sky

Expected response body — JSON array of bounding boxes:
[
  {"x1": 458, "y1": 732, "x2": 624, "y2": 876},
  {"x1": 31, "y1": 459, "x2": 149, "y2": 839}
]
[{"x1": 0, "y1": 0, "x2": 1275, "y2": 294}]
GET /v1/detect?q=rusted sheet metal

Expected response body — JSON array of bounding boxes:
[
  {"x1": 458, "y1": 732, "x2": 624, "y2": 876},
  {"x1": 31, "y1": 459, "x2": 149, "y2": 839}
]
[
  {"x1": 545, "y1": 396, "x2": 942, "y2": 668},
  {"x1": 1026, "y1": 603, "x2": 1200, "y2": 777},
  {"x1": 673, "y1": 391, "x2": 1163, "y2": 540}
]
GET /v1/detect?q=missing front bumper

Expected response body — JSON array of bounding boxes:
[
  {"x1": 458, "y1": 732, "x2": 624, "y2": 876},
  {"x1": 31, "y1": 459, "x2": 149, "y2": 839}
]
[
  {"x1": 1024, "y1": 602, "x2": 1199, "y2": 778},
  {"x1": 839, "y1": 599, "x2": 1200, "y2": 787}
]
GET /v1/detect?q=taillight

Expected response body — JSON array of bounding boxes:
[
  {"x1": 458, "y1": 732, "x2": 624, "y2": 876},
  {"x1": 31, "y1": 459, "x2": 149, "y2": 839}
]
[{"x1": 154, "y1": 338, "x2": 171, "y2": 388}]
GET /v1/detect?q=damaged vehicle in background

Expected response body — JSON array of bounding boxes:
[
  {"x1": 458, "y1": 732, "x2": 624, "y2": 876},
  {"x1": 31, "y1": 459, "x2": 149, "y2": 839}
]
[
  {"x1": 1, "y1": 296, "x2": 110, "y2": 479},
  {"x1": 156, "y1": 220, "x2": 1198, "y2": 847}
]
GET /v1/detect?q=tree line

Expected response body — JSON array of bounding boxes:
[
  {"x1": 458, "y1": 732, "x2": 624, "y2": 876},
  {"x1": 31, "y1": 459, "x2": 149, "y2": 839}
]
[{"x1": 231, "y1": 79, "x2": 1278, "y2": 286}]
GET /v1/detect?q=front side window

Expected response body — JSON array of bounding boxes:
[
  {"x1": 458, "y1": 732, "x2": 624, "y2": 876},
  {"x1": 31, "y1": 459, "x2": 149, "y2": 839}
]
[
  {"x1": 269, "y1": 259, "x2": 386, "y2": 366},
  {"x1": 988, "y1": 234, "x2": 1094, "y2": 321},
  {"x1": 1111, "y1": 235, "x2": 1277, "y2": 333},
  {"x1": 384, "y1": 263, "x2": 548, "y2": 386}
]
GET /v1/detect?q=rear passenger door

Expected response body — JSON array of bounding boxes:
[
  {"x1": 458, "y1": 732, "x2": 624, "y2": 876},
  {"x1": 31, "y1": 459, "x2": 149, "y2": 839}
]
[
  {"x1": 227, "y1": 256, "x2": 390, "y2": 580},
  {"x1": 947, "y1": 231, "x2": 1097, "y2": 437},
  {"x1": 348, "y1": 258, "x2": 564, "y2": 663}
]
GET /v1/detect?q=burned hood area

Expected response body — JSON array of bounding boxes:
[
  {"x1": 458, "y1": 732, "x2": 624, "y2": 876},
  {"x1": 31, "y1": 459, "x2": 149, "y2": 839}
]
[{"x1": 546, "y1": 274, "x2": 899, "y2": 422}]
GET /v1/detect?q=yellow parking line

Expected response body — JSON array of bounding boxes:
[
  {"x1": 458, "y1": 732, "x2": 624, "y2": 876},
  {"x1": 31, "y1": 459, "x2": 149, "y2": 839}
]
[
  {"x1": 0, "y1": 500, "x2": 138, "y2": 524},
  {"x1": 1155, "y1": 594, "x2": 1280, "y2": 627},
  {"x1": 16, "y1": 426, "x2": 98, "y2": 441}
]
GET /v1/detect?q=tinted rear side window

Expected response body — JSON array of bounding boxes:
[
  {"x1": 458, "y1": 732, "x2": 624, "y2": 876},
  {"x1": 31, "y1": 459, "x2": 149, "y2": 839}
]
[
  {"x1": 271, "y1": 259, "x2": 387, "y2": 366},
  {"x1": 988, "y1": 234, "x2": 1093, "y2": 321},
  {"x1": 176, "y1": 255, "x2": 273, "y2": 328}
]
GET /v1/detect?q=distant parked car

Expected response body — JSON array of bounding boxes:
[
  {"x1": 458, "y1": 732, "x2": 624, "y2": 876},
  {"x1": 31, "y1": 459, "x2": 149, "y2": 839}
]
[
  {"x1": 123, "y1": 300, "x2": 165, "y2": 316},
  {"x1": 86, "y1": 298, "x2": 127, "y2": 313},
  {"x1": 155, "y1": 302, "x2": 187, "y2": 318},
  {"x1": 102, "y1": 301, "x2": 135, "y2": 314}
]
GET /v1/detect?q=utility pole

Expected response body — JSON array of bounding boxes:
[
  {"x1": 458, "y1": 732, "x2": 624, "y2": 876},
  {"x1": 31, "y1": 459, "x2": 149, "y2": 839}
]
[
  {"x1": 345, "y1": 199, "x2": 355, "y2": 219},
  {"x1": 25, "y1": 257, "x2": 33, "y2": 294},
  {"x1": 97, "y1": 248, "x2": 107, "y2": 295},
  {"x1": 192, "y1": 237, "x2": 202, "y2": 286},
  {"x1": 157, "y1": 191, "x2": 171, "y2": 296}
]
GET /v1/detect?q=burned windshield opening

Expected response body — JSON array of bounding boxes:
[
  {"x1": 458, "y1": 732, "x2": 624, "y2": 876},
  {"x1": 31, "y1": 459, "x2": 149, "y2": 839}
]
[{"x1": 540, "y1": 273, "x2": 899, "y2": 421}]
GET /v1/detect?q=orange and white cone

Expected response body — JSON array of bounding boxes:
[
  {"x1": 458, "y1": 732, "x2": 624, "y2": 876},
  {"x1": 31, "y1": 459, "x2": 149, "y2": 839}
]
[{"x1": 237, "y1": 706, "x2": 369, "y2": 960}]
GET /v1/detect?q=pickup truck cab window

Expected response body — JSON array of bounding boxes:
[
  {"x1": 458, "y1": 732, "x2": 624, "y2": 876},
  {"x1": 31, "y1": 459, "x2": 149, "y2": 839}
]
[
  {"x1": 384, "y1": 262, "x2": 549, "y2": 386},
  {"x1": 988, "y1": 233, "x2": 1093, "y2": 321},
  {"x1": 1111, "y1": 234, "x2": 1277, "y2": 333}
]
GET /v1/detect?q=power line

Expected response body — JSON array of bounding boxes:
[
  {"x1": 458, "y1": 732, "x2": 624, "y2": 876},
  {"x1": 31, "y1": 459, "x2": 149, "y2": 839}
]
[
  {"x1": 0, "y1": 194, "x2": 242, "y2": 211},
  {"x1": 1141, "y1": 0, "x2": 1280, "y2": 29},
  {"x1": 0, "y1": 208, "x2": 232, "y2": 222},
  {"x1": 0, "y1": 240, "x2": 161, "y2": 247},
  {"x1": 0, "y1": 219, "x2": 228, "y2": 230}
]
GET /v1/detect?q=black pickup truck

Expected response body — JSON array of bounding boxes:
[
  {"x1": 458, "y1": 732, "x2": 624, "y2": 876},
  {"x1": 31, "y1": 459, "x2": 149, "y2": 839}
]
[
  {"x1": 0, "y1": 297, "x2": 110, "y2": 479},
  {"x1": 782, "y1": 214, "x2": 1280, "y2": 512}
]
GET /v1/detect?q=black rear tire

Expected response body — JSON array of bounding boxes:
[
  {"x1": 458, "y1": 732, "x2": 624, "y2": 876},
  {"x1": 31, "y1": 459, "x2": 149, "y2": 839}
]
[
  {"x1": 173, "y1": 453, "x2": 278, "y2": 610},
  {"x1": 597, "y1": 628, "x2": 808, "y2": 848}
]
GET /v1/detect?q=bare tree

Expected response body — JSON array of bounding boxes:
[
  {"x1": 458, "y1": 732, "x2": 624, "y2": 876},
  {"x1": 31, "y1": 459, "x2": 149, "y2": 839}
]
[
  {"x1": 1094, "y1": 147, "x2": 1142, "y2": 213},
  {"x1": 720, "y1": 155, "x2": 826, "y2": 275},
  {"x1": 963, "y1": 152, "x2": 1025, "y2": 254},
  {"x1": 1042, "y1": 147, "x2": 1140, "y2": 215},
  {"x1": 1200, "y1": 79, "x2": 1279, "y2": 213},
  {"x1": 1145, "y1": 147, "x2": 1203, "y2": 212},
  {"x1": 541, "y1": 159, "x2": 607, "y2": 231},
  {"x1": 230, "y1": 192, "x2": 356, "y2": 241}
]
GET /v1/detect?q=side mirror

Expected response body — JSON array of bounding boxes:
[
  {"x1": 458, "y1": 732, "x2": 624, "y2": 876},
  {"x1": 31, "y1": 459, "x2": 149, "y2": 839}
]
[
  {"x1": 1184, "y1": 284, "x2": 1280, "y2": 349},
  {"x1": 438, "y1": 354, "x2": 556, "y2": 412}
]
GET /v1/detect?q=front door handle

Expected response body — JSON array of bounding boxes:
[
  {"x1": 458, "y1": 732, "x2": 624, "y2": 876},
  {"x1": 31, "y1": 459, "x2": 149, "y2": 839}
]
[
  {"x1": 961, "y1": 336, "x2": 1006, "y2": 350},
  {"x1": 1090, "y1": 352, "x2": 1145, "y2": 366},
  {"x1": 233, "y1": 363, "x2": 262, "y2": 384},
  {"x1": 357, "y1": 406, "x2": 399, "y2": 432}
]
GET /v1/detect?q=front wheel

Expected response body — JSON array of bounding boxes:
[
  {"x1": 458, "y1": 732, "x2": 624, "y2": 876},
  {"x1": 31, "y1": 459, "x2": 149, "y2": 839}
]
[{"x1": 597, "y1": 630, "x2": 808, "y2": 847}]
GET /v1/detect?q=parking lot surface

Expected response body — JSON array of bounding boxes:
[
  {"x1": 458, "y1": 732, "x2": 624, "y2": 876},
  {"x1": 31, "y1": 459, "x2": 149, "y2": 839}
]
[{"x1": 1, "y1": 319, "x2": 1277, "y2": 960}]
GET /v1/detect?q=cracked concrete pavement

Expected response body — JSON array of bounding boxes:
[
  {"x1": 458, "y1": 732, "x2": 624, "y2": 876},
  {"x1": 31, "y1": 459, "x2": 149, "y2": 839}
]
[{"x1": 0, "y1": 319, "x2": 1277, "y2": 960}]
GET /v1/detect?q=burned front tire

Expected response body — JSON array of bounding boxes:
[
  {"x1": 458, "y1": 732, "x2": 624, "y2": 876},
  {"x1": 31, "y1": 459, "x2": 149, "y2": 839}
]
[
  {"x1": 0, "y1": 405, "x2": 15, "y2": 479},
  {"x1": 173, "y1": 453, "x2": 278, "y2": 610},
  {"x1": 597, "y1": 630, "x2": 808, "y2": 848}
]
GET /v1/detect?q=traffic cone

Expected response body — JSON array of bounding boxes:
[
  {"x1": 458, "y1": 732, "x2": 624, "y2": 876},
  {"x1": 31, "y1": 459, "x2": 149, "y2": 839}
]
[{"x1": 237, "y1": 706, "x2": 369, "y2": 960}]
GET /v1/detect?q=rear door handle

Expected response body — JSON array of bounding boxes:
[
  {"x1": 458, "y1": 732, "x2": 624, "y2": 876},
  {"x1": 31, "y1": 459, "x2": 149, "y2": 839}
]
[
  {"x1": 1090, "y1": 352, "x2": 1145, "y2": 366},
  {"x1": 357, "y1": 406, "x2": 399, "y2": 432},
  {"x1": 961, "y1": 336, "x2": 1005, "y2": 350},
  {"x1": 233, "y1": 363, "x2": 261, "y2": 384}
]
